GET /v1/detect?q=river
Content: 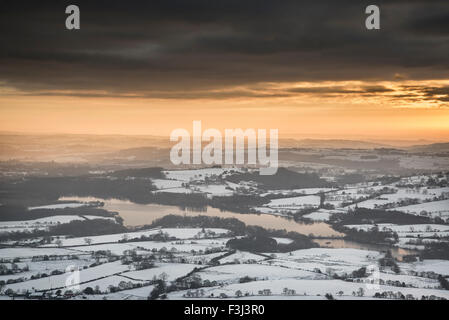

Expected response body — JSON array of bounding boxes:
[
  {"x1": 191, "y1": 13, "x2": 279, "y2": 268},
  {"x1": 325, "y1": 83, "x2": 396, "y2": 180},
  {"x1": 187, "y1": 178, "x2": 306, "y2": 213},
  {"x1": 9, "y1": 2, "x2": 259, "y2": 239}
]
[
  {"x1": 60, "y1": 196, "x2": 342, "y2": 237},
  {"x1": 60, "y1": 196, "x2": 417, "y2": 259}
]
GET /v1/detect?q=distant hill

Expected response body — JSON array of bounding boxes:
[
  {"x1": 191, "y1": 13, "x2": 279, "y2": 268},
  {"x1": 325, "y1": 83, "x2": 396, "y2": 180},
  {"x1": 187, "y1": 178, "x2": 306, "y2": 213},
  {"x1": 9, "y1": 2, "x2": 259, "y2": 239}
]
[
  {"x1": 0, "y1": 133, "x2": 169, "y2": 161},
  {"x1": 280, "y1": 139, "x2": 390, "y2": 149},
  {"x1": 408, "y1": 142, "x2": 449, "y2": 153}
]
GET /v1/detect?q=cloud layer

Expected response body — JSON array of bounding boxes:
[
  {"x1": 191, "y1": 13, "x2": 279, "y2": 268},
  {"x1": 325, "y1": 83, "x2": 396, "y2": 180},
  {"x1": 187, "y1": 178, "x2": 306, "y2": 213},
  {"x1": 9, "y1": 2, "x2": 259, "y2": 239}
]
[{"x1": 1, "y1": 0, "x2": 448, "y2": 100}]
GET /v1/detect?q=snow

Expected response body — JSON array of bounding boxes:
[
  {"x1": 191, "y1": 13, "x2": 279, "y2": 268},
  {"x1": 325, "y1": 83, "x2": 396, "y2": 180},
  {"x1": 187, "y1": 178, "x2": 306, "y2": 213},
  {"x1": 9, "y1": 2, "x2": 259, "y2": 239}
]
[
  {"x1": 369, "y1": 224, "x2": 447, "y2": 233},
  {"x1": 195, "y1": 264, "x2": 326, "y2": 283},
  {"x1": 72, "y1": 238, "x2": 232, "y2": 255},
  {"x1": 0, "y1": 215, "x2": 114, "y2": 234},
  {"x1": 153, "y1": 187, "x2": 194, "y2": 194},
  {"x1": 349, "y1": 187, "x2": 449, "y2": 210},
  {"x1": 193, "y1": 184, "x2": 234, "y2": 197},
  {"x1": 303, "y1": 209, "x2": 344, "y2": 221},
  {"x1": 261, "y1": 188, "x2": 336, "y2": 197},
  {"x1": 353, "y1": 272, "x2": 440, "y2": 289},
  {"x1": 2, "y1": 261, "x2": 131, "y2": 293},
  {"x1": 125, "y1": 263, "x2": 199, "y2": 281},
  {"x1": 163, "y1": 168, "x2": 240, "y2": 182},
  {"x1": 400, "y1": 260, "x2": 449, "y2": 277},
  {"x1": 127, "y1": 238, "x2": 231, "y2": 253},
  {"x1": 152, "y1": 178, "x2": 234, "y2": 197},
  {"x1": 106, "y1": 285, "x2": 155, "y2": 299},
  {"x1": 219, "y1": 251, "x2": 267, "y2": 264},
  {"x1": 16, "y1": 259, "x2": 91, "y2": 274},
  {"x1": 0, "y1": 247, "x2": 83, "y2": 259},
  {"x1": 391, "y1": 199, "x2": 449, "y2": 219},
  {"x1": 28, "y1": 203, "x2": 87, "y2": 210},
  {"x1": 254, "y1": 195, "x2": 322, "y2": 214},
  {"x1": 43, "y1": 228, "x2": 230, "y2": 247},
  {"x1": 2, "y1": 166, "x2": 449, "y2": 301},
  {"x1": 151, "y1": 179, "x2": 184, "y2": 190},
  {"x1": 167, "y1": 279, "x2": 449, "y2": 300},
  {"x1": 67, "y1": 243, "x2": 137, "y2": 256},
  {"x1": 263, "y1": 248, "x2": 383, "y2": 275},
  {"x1": 76, "y1": 275, "x2": 142, "y2": 292},
  {"x1": 83, "y1": 215, "x2": 116, "y2": 222},
  {"x1": 344, "y1": 224, "x2": 449, "y2": 241},
  {"x1": 264, "y1": 195, "x2": 321, "y2": 208},
  {"x1": 182, "y1": 252, "x2": 225, "y2": 264},
  {"x1": 271, "y1": 237, "x2": 294, "y2": 245}
]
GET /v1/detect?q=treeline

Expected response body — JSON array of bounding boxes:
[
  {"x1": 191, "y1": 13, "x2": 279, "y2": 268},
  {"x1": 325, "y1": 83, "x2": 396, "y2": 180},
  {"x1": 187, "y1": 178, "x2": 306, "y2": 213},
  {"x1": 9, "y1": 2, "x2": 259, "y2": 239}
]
[
  {"x1": 49, "y1": 219, "x2": 127, "y2": 237},
  {"x1": 227, "y1": 237, "x2": 278, "y2": 252},
  {"x1": 145, "y1": 214, "x2": 313, "y2": 238},
  {"x1": 144, "y1": 214, "x2": 318, "y2": 252},
  {"x1": 140, "y1": 215, "x2": 247, "y2": 234},
  {"x1": 336, "y1": 173, "x2": 366, "y2": 185},
  {"x1": 0, "y1": 219, "x2": 127, "y2": 242},
  {"x1": 209, "y1": 195, "x2": 268, "y2": 213},
  {"x1": 330, "y1": 208, "x2": 434, "y2": 226},
  {"x1": 337, "y1": 227, "x2": 398, "y2": 245},
  {"x1": 226, "y1": 235, "x2": 318, "y2": 253},
  {"x1": 420, "y1": 242, "x2": 449, "y2": 260},
  {"x1": 0, "y1": 176, "x2": 157, "y2": 205},
  {"x1": 0, "y1": 206, "x2": 116, "y2": 222}
]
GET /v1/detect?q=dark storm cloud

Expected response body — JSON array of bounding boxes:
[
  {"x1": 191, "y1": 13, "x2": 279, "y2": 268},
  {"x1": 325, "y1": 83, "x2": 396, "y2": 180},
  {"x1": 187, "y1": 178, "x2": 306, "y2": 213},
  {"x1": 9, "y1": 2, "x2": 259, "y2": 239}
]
[
  {"x1": 393, "y1": 85, "x2": 449, "y2": 104},
  {"x1": 0, "y1": 0, "x2": 448, "y2": 98},
  {"x1": 287, "y1": 85, "x2": 393, "y2": 95},
  {"x1": 407, "y1": 13, "x2": 449, "y2": 36},
  {"x1": 421, "y1": 86, "x2": 449, "y2": 102}
]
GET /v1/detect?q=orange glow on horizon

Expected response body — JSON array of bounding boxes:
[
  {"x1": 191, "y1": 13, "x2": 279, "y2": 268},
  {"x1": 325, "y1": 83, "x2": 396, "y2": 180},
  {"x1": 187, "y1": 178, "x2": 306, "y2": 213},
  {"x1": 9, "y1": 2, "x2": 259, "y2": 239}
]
[{"x1": 1, "y1": 80, "x2": 449, "y2": 142}]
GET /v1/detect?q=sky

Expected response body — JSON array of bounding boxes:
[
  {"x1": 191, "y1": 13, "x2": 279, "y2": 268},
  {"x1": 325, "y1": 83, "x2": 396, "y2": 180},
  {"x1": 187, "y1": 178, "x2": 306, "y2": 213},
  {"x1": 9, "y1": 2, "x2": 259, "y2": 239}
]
[{"x1": 1, "y1": 0, "x2": 449, "y2": 141}]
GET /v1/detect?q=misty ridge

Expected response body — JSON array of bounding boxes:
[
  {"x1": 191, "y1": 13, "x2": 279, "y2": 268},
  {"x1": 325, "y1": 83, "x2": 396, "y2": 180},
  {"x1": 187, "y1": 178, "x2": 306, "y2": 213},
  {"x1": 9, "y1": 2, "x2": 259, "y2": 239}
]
[{"x1": 0, "y1": 132, "x2": 447, "y2": 162}]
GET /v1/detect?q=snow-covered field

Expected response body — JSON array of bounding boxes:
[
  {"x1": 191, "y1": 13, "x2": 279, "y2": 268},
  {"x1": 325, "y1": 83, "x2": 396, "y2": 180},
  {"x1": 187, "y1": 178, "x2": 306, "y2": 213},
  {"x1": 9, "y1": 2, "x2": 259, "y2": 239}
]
[
  {"x1": 261, "y1": 248, "x2": 382, "y2": 276},
  {"x1": 0, "y1": 247, "x2": 84, "y2": 259},
  {"x1": 1, "y1": 233, "x2": 448, "y2": 300},
  {"x1": 3, "y1": 260, "x2": 130, "y2": 293},
  {"x1": 218, "y1": 251, "x2": 267, "y2": 264},
  {"x1": 271, "y1": 237, "x2": 294, "y2": 245},
  {"x1": 1, "y1": 169, "x2": 449, "y2": 300},
  {"x1": 68, "y1": 238, "x2": 232, "y2": 256},
  {"x1": 150, "y1": 169, "x2": 246, "y2": 197},
  {"x1": 263, "y1": 195, "x2": 321, "y2": 208},
  {"x1": 303, "y1": 209, "x2": 346, "y2": 221},
  {"x1": 253, "y1": 195, "x2": 321, "y2": 215},
  {"x1": 167, "y1": 279, "x2": 449, "y2": 300},
  {"x1": 28, "y1": 203, "x2": 88, "y2": 210},
  {"x1": 43, "y1": 228, "x2": 231, "y2": 247},
  {"x1": 345, "y1": 224, "x2": 449, "y2": 236},
  {"x1": 260, "y1": 188, "x2": 336, "y2": 197},
  {"x1": 391, "y1": 199, "x2": 449, "y2": 219},
  {"x1": 150, "y1": 179, "x2": 184, "y2": 190},
  {"x1": 399, "y1": 259, "x2": 449, "y2": 277},
  {"x1": 125, "y1": 263, "x2": 199, "y2": 281},
  {"x1": 0, "y1": 215, "x2": 115, "y2": 234},
  {"x1": 195, "y1": 264, "x2": 325, "y2": 283}
]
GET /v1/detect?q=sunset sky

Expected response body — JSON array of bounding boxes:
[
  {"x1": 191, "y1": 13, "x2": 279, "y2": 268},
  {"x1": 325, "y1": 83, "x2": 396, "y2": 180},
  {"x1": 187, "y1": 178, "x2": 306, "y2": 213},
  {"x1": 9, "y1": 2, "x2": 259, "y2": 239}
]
[{"x1": 1, "y1": 1, "x2": 449, "y2": 141}]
